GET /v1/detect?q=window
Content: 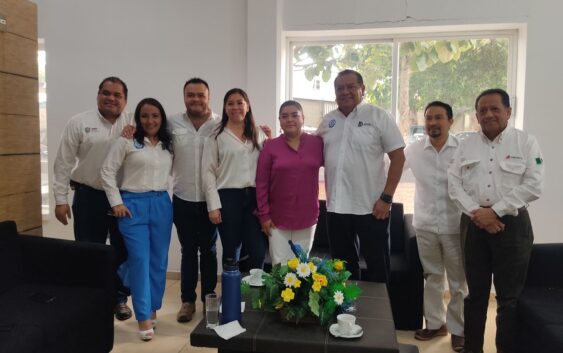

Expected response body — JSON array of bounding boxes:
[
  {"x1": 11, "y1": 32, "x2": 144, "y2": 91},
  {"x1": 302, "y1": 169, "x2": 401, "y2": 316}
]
[
  {"x1": 38, "y1": 40, "x2": 49, "y2": 215},
  {"x1": 287, "y1": 28, "x2": 519, "y2": 212}
]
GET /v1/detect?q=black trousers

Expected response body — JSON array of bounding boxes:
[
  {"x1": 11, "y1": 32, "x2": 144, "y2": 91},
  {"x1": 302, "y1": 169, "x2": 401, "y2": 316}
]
[
  {"x1": 71, "y1": 183, "x2": 130, "y2": 303},
  {"x1": 326, "y1": 212, "x2": 390, "y2": 283},
  {"x1": 461, "y1": 210, "x2": 533, "y2": 353},
  {"x1": 173, "y1": 196, "x2": 218, "y2": 303}
]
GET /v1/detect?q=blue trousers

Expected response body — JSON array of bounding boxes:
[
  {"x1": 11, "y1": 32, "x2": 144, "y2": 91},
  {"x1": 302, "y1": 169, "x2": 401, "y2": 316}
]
[
  {"x1": 118, "y1": 191, "x2": 172, "y2": 321},
  {"x1": 218, "y1": 188, "x2": 266, "y2": 270}
]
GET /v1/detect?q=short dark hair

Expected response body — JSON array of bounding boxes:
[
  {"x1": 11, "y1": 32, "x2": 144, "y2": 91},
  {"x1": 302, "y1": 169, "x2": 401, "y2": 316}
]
[
  {"x1": 279, "y1": 100, "x2": 303, "y2": 116},
  {"x1": 424, "y1": 101, "x2": 453, "y2": 119},
  {"x1": 98, "y1": 76, "x2": 128, "y2": 99},
  {"x1": 133, "y1": 98, "x2": 172, "y2": 152},
  {"x1": 334, "y1": 69, "x2": 364, "y2": 87},
  {"x1": 183, "y1": 77, "x2": 210, "y2": 92},
  {"x1": 475, "y1": 88, "x2": 510, "y2": 109}
]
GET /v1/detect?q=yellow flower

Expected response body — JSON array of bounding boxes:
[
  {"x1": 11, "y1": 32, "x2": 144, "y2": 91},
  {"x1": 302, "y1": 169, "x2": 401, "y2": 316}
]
[
  {"x1": 287, "y1": 258, "x2": 299, "y2": 270},
  {"x1": 294, "y1": 279, "x2": 301, "y2": 288},
  {"x1": 334, "y1": 260, "x2": 344, "y2": 271},
  {"x1": 312, "y1": 281, "x2": 322, "y2": 292},
  {"x1": 308, "y1": 262, "x2": 317, "y2": 273},
  {"x1": 281, "y1": 288, "x2": 295, "y2": 302}
]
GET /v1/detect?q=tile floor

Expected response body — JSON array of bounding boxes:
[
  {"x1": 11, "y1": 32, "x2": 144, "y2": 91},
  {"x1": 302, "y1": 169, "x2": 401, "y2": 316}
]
[{"x1": 111, "y1": 279, "x2": 497, "y2": 353}]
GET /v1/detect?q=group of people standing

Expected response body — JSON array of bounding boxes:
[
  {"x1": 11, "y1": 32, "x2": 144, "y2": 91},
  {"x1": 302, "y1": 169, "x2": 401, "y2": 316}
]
[{"x1": 53, "y1": 69, "x2": 544, "y2": 353}]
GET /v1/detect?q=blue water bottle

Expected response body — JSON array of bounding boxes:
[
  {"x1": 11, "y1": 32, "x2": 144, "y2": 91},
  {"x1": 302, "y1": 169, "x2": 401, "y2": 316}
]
[{"x1": 221, "y1": 258, "x2": 241, "y2": 324}]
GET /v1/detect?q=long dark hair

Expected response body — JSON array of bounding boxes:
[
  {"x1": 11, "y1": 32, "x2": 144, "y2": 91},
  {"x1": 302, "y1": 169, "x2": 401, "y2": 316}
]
[
  {"x1": 133, "y1": 98, "x2": 172, "y2": 152},
  {"x1": 215, "y1": 88, "x2": 260, "y2": 150}
]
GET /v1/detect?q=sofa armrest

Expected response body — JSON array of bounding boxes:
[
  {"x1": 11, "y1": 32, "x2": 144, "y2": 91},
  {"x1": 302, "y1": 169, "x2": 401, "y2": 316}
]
[
  {"x1": 525, "y1": 243, "x2": 563, "y2": 289},
  {"x1": 19, "y1": 235, "x2": 115, "y2": 293}
]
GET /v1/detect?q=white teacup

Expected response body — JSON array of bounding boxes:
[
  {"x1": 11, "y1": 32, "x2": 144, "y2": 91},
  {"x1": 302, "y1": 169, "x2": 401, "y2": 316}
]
[
  {"x1": 249, "y1": 268, "x2": 263, "y2": 284},
  {"x1": 336, "y1": 313, "x2": 356, "y2": 335}
]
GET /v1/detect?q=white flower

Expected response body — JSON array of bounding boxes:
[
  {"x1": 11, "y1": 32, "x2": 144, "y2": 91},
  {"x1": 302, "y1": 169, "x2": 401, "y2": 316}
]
[
  {"x1": 296, "y1": 263, "x2": 311, "y2": 278},
  {"x1": 333, "y1": 290, "x2": 344, "y2": 305},
  {"x1": 283, "y1": 273, "x2": 298, "y2": 287}
]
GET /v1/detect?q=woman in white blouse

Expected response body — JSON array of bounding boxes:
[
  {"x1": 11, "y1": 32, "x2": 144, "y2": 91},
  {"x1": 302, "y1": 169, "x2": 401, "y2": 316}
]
[
  {"x1": 101, "y1": 98, "x2": 173, "y2": 341},
  {"x1": 202, "y1": 88, "x2": 267, "y2": 271}
]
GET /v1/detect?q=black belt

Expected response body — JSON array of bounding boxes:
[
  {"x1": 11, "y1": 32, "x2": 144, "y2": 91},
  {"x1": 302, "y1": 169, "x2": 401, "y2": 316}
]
[{"x1": 70, "y1": 180, "x2": 100, "y2": 192}]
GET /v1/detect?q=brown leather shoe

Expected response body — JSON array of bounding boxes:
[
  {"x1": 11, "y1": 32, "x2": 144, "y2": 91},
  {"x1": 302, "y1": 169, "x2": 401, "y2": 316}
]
[
  {"x1": 114, "y1": 303, "x2": 132, "y2": 321},
  {"x1": 177, "y1": 302, "x2": 196, "y2": 323},
  {"x1": 451, "y1": 334, "x2": 465, "y2": 352},
  {"x1": 414, "y1": 324, "x2": 448, "y2": 341}
]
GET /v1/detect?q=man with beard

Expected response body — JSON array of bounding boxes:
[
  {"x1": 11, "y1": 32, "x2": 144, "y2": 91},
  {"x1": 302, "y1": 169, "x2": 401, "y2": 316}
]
[
  {"x1": 404, "y1": 101, "x2": 467, "y2": 352},
  {"x1": 53, "y1": 76, "x2": 133, "y2": 320}
]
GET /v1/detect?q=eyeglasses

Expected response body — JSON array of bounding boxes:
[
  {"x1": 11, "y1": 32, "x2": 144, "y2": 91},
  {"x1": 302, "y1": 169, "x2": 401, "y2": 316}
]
[
  {"x1": 335, "y1": 84, "x2": 361, "y2": 93},
  {"x1": 99, "y1": 90, "x2": 125, "y2": 100}
]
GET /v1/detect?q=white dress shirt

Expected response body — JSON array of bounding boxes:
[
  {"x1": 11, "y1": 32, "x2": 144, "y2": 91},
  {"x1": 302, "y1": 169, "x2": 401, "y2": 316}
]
[
  {"x1": 317, "y1": 103, "x2": 405, "y2": 215},
  {"x1": 168, "y1": 112, "x2": 219, "y2": 202},
  {"x1": 53, "y1": 109, "x2": 133, "y2": 204},
  {"x1": 405, "y1": 135, "x2": 460, "y2": 234},
  {"x1": 202, "y1": 126, "x2": 266, "y2": 211},
  {"x1": 448, "y1": 127, "x2": 544, "y2": 217},
  {"x1": 101, "y1": 137, "x2": 173, "y2": 207}
]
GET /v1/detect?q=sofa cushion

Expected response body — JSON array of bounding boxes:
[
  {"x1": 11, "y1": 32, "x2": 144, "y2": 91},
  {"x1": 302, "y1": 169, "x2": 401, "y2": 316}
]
[
  {"x1": 0, "y1": 283, "x2": 108, "y2": 353},
  {"x1": 519, "y1": 287, "x2": 563, "y2": 325},
  {"x1": 0, "y1": 235, "x2": 22, "y2": 294}
]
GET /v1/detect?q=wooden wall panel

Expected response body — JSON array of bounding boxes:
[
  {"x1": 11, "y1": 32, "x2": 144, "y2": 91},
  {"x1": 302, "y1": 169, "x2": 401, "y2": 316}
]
[
  {"x1": 0, "y1": 191, "x2": 42, "y2": 232},
  {"x1": 0, "y1": 32, "x2": 38, "y2": 78},
  {"x1": 0, "y1": 72, "x2": 38, "y2": 116},
  {"x1": 0, "y1": 155, "x2": 40, "y2": 197},
  {"x1": 0, "y1": 114, "x2": 40, "y2": 154},
  {"x1": 0, "y1": 0, "x2": 37, "y2": 40}
]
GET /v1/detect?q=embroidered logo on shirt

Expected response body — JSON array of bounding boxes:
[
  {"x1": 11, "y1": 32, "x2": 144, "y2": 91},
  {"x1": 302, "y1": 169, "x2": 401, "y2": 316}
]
[
  {"x1": 329, "y1": 119, "x2": 336, "y2": 128},
  {"x1": 535, "y1": 157, "x2": 543, "y2": 165},
  {"x1": 357, "y1": 121, "x2": 372, "y2": 127},
  {"x1": 133, "y1": 140, "x2": 145, "y2": 149},
  {"x1": 84, "y1": 127, "x2": 98, "y2": 133},
  {"x1": 505, "y1": 154, "x2": 523, "y2": 160}
]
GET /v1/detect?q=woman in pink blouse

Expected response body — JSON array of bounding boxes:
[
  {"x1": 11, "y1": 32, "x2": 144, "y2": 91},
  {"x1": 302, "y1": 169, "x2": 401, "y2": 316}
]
[{"x1": 255, "y1": 100, "x2": 324, "y2": 265}]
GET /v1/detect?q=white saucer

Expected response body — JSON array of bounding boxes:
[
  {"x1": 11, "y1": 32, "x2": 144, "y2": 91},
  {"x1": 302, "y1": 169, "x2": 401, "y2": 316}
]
[
  {"x1": 242, "y1": 275, "x2": 264, "y2": 287},
  {"x1": 329, "y1": 323, "x2": 363, "y2": 338}
]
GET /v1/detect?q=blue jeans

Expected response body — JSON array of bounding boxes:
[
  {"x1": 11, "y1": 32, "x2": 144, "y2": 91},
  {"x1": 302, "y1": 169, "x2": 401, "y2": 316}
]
[
  {"x1": 118, "y1": 191, "x2": 172, "y2": 321},
  {"x1": 71, "y1": 182, "x2": 129, "y2": 304},
  {"x1": 173, "y1": 196, "x2": 218, "y2": 303},
  {"x1": 217, "y1": 188, "x2": 266, "y2": 270}
]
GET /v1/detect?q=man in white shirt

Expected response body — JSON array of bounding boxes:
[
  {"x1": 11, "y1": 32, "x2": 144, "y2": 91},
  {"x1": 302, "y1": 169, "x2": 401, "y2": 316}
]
[
  {"x1": 169, "y1": 78, "x2": 219, "y2": 323},
  {"x1": 404, "y1": 101, "x2": 467, "y2": 352},
  {"x1": 317, "y1": 69, "x2": 405, "y2": 283},
  {"x1": 53, "y1": 76, "x2": 133, "y2": 320},
  {"x1": 448, "y1": 89, "x2": 545, "y2": 353}
]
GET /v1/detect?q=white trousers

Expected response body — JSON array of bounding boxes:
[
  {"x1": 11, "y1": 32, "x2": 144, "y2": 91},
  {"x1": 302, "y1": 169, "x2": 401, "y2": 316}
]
[
  {"x1": 269, "y1": 225, "x2": 316, "y2": 265},
  {"x1": 416, "y1": 229, "x2": 468, "y2": 336}
]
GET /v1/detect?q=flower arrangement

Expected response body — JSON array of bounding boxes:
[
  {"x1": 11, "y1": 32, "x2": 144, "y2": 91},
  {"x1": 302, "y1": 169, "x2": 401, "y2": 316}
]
[{"x1": 242, "y1": 241, "x2": 361, "y2": 325}]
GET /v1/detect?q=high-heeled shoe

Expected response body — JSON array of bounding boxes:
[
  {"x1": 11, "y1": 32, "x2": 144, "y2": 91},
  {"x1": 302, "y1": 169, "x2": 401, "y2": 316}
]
[{"x1": 138, "y1": 328, "x2": 154, "y2": 341}]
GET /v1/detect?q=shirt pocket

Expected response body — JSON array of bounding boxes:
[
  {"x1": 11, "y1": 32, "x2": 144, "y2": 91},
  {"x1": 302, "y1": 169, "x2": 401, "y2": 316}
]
[
  {"x1": 499, "y1": 160, "x2": 525, "y2": 191},
  {"x1": 460, "y1": 159, "x2": 480, "y2": 192},
  {"x1": 172, "y1": 128, "x2": 189, "y2": 146}
]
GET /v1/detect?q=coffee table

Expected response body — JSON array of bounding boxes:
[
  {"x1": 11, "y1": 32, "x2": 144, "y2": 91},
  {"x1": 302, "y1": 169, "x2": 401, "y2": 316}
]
[{"x1": 190, "y1": 281, "x2": 399, "y2": 353}]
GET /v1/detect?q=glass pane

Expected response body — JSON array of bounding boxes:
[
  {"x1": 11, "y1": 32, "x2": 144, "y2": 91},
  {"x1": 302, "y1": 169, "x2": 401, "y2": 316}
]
[
  {"x1": 38, "y1": 43, "x2": 49, "y2": 216},
  {"x1": 398, "y1": 38, "x2": 509, "y2": 142}
]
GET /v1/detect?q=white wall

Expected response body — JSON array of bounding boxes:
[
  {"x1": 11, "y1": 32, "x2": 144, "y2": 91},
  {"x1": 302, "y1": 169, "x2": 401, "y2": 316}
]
[{"x1": 36, "y1": 0, "x2": 561, "y2": 275}]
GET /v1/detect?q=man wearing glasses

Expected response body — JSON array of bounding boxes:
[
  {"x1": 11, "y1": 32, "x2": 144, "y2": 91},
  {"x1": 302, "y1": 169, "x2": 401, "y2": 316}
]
[
  {"x1": 317, "y1": 69, "x2": 405, "y2": 283},
  {"x1": 53, "y1": 76, "x2": 133, "y2": 321}
]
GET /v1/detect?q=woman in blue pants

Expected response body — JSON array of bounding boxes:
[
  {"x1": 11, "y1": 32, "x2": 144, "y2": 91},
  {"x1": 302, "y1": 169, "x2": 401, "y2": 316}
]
[{"x1": 102, "y1": 98, "x2": 173, "y2": 341}]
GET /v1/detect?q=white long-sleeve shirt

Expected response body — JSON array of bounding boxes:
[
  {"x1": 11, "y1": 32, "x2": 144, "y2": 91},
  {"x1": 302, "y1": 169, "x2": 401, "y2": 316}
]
[
  {"x1": 168, "y1": 112, "x2": 219, "y2": 202},
  {"x1": 53, "y1": 109, "x2": 133, "y2": 204},
  {"x1": 202, "y1": 126, "x2": 266, "y2": 211},
  {"x1": 404, "y1": 135, "x2": 460, "y2": 234},
  {"x1": 101, "y1": 137, "x2": 173, "y2": 207},
  {"x1": 316, "y1": 103, "x2": 405, "y2": 215},
  {"x1": 448, "y1": 127, "x2": 544, "y2": 217}
]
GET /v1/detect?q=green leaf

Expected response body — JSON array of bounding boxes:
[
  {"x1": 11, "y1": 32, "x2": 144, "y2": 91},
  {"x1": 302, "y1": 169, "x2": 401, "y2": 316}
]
[
  {"x1": 322, "y1": 69, "x2": 331, "y2": 82},
  {"x1": 308, "y1": 291, "x2": 321, "y2": 316}
]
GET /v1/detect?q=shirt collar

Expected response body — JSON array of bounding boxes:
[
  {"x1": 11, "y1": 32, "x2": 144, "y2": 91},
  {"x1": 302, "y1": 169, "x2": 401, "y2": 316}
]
[{"x1": 423, "y1": 134, "x2": 458, "y2": 150}]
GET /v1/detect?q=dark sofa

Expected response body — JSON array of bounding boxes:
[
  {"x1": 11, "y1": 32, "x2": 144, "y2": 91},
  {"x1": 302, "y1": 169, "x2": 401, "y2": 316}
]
[
  {"x1": 516, "y1": 243, "x2": 563, "y2": 353},
  {"x1": 0, "y1": 221, "x2": 115, "y2": 353},
  {"x1": 311, "y1": 201, "x2": 424, "y2": 330}
]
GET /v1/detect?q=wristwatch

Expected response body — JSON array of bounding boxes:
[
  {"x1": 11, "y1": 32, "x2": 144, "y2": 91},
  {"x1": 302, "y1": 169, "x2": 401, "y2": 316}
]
[{"x1": 380, "y1": 192, "x2": 393, "y2": 204}]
